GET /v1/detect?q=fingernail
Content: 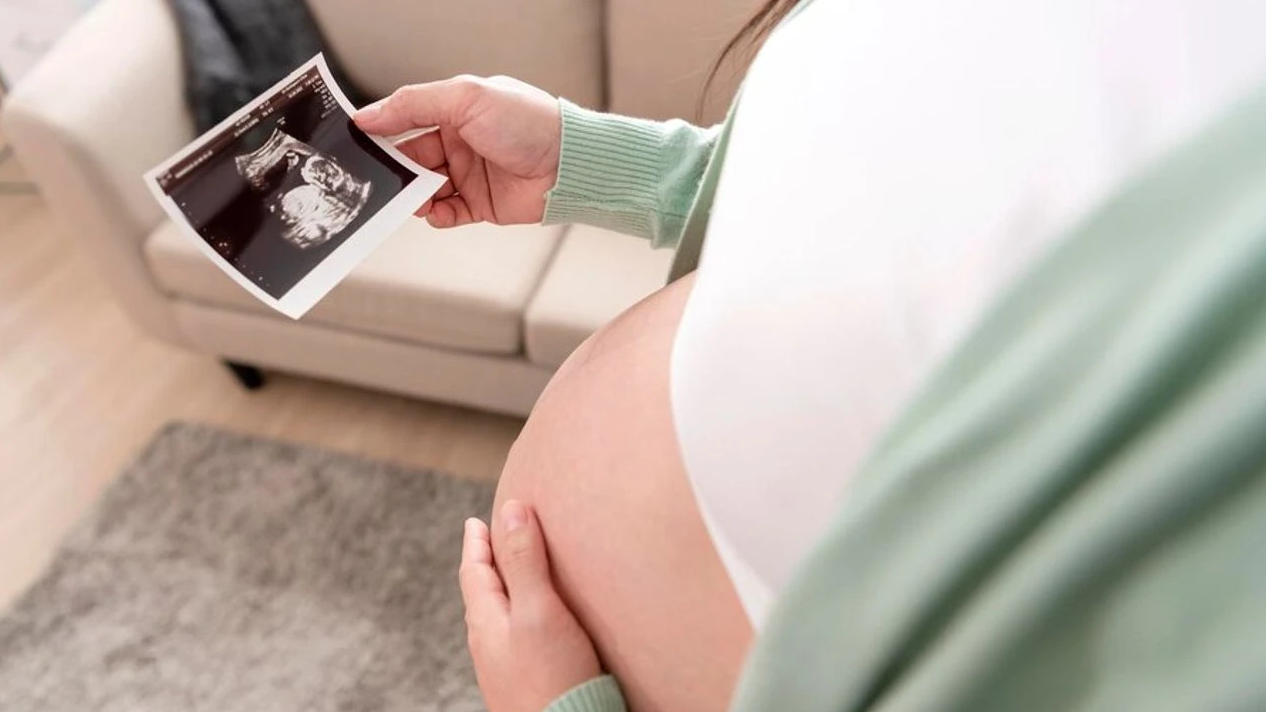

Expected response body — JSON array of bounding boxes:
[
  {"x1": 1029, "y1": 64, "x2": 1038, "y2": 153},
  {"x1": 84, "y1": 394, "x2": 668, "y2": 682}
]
[
  {"x1": 501, "y1": 501, "x2": 527, "y2": 532},
  {"x1": 354, "y1": 101, "x2": 382, "y2": 122},
  {"x1": 464, "y1": 518, "x2": 479, "y2": 536}
]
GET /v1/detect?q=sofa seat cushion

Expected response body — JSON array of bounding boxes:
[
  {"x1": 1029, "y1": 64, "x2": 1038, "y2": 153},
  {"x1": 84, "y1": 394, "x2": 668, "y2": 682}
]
[
  {"x1": 144, "y1": 218, "x2": 563, "y2": 355},
  {"x1": 524, "y1": 225, "x2": 673, "y2": 368}
]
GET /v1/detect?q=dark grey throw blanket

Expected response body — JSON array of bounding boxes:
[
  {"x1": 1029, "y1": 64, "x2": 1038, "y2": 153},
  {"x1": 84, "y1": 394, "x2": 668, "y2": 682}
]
[{"x1": 166, "y1": 0, "x2": 369, "y2": 133}]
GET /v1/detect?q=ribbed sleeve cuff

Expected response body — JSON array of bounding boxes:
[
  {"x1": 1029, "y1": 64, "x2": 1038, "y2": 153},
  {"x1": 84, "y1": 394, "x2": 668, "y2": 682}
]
[
  {"x1": 544, "y1": 99, "x2": 690, "y2": 246},
  {"x1": 542, "y1": 675, "x2": 628, "y2": 712}
]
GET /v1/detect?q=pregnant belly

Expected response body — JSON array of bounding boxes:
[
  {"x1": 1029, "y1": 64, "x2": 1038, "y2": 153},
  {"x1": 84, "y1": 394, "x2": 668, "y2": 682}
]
[{"x1": 491, "y1": 273, "x2": 751, "y2": 712}]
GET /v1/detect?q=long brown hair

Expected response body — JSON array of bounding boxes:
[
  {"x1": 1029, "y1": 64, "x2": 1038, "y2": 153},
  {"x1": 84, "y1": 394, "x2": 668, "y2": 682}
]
[{"x1": 700, "y1": 0, "x2": 800, "y2": 118}]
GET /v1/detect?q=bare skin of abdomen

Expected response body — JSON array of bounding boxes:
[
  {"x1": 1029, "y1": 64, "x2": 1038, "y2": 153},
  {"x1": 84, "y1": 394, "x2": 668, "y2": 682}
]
[{"x1": 491, "y1": 273, "x2": 753, "y2": 712}]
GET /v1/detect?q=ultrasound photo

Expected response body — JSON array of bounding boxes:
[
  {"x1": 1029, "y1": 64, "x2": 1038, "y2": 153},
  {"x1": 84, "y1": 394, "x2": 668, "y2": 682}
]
[
  {"x1": 145, "y1": 55, "x2": 446, "y2": 318},
  {"x1": 236, "y1": 127, "x2": 374, "y2": 250}
]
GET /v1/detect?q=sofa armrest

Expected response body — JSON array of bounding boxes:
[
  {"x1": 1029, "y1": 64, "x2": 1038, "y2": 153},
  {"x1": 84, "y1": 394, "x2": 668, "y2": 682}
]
[{"x1": 1, "y1": 0, "x2": 193, "y2": 344}]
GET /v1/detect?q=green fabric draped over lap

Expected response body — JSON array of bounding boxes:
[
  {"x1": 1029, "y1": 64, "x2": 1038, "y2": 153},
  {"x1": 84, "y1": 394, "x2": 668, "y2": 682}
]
[{"x1": 731, "y1": 83, "x2": 1266, "y2": 712}]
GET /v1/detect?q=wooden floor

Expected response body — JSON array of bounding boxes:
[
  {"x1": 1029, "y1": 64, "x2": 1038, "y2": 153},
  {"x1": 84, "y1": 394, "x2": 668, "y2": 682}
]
[{"x1": 0, "y1": 148, "x2": 524, "y2": 612}]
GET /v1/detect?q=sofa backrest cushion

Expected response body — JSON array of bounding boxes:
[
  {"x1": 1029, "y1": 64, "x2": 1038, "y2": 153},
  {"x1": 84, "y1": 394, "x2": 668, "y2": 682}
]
[
  {"x1": 307, "y1": 0, "x2": 605, "y2": 109},
  {"x1": 606, "y1": 0, "x2": 765, "y2": 123}
]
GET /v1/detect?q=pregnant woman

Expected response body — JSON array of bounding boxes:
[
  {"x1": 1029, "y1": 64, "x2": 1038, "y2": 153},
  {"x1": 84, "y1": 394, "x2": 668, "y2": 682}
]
[{"x1": 356, "y1": 1, "x2": 1266, "y2": 711}]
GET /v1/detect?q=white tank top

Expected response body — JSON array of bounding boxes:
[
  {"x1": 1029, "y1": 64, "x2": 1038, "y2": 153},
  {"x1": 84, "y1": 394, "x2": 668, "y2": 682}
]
[{"x1": 670, "y1": 0, "x2": 1266, "y2": 627}]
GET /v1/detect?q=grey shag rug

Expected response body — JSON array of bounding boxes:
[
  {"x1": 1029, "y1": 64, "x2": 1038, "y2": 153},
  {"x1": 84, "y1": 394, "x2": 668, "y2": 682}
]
[{"x1": 0, "y1": 423, "x2": 494, "y2": 711}]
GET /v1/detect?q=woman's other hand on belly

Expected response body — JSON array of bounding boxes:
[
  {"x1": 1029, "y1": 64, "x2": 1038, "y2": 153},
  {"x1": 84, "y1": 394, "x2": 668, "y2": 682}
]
[{"x1": 461, "y1": 501, "x2": 609, "y2": 712}]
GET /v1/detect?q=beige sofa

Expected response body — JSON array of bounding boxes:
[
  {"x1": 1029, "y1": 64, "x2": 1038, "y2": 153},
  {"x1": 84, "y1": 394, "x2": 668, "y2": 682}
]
[{"x1": 1, "y1": 0, "x2": 752, "y2": 416}]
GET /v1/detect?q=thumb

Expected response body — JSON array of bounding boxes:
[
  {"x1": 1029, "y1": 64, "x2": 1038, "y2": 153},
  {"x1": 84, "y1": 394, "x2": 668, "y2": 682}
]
[
  {"x1": 492, "y1": 500, "x2": 556, "y2": 606},
  {"x1": 354, "y1": 78, "x2": 475, "y2": 136}
]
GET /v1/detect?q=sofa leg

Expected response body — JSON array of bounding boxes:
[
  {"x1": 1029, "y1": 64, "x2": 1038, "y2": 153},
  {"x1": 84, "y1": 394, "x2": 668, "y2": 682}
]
[{"x1": 223, "y1": 360, "x2": 266, "y2": 391}]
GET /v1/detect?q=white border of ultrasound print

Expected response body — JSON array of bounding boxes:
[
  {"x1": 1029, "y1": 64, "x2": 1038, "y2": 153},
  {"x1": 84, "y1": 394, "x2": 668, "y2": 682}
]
[{"x1": 144, "y1": 54, "x2": 446, "y2": 319}]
